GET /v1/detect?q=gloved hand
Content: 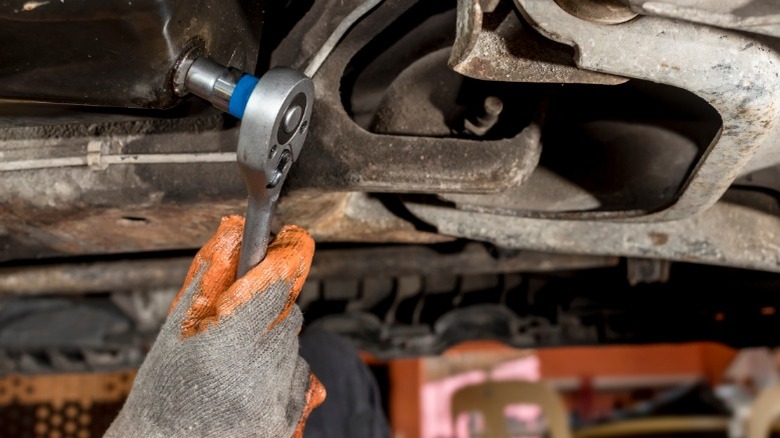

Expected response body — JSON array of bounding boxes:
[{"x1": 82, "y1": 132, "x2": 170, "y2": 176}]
[{"x1": 105, "y1": 216, "x2": 325, "y2": 438}]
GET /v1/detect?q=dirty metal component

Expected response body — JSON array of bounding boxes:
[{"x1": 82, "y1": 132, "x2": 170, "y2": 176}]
[
  {"x1": 0, "y1": 0, "x2": 259, "y2": 108},
  {"x1": 347, "y1": 8, "x2": 460, "y2": 132},
  {"x1": 626, "y1": 0, "x2": 780, "y2": 38},
  {"x1": 303, "y1": 0, "x2": 386, "y2": 78},
  {"x1": 274, "y1": 191, "x2": 453, "y2": 244},
  {"x1": 450, "y1": 0, "x2": 628, "y2": 84},
  {"x1": 292, "y1": 121, "x2": 541, "y2": 193},
  {"x1": 0, "y1": 259, "x2": 190, "y2": 296},
  {"x1": 443, "y1": 121, "x2": 704, "y2": 217},
  {"x1": 0, "y1": 244, "x2": 617, "y2": 296},
  {"x1": 553, "y1": 0, "x2": 638, "y2": 24},
  {"x1": 274, "y1": 0, "x2": 543, "y2": 193},
  {"x1": 232, "y1": 68, "x2": 313, "y2": 276},
  {"x1": 513, "y1": 0, "x2": 780, "y2": 221},
  {"x1": 0, "y1": 107, "x2": 249, "y2": 261},
  {"x1": 308, "y1": 243, "x2": 619, "y2": 279},
  {"x1": 405, "y1": 200, "x2": 780, "y2": 273},
  {"x1": 0, "y1": 112, "x2": 442, "y2": 262},
  {"x1": 464, "y1": 96, "x2": 503, "y2": 137},
  {"x1": 370, "y1": 47, "x2": 467, "y2": 137},
  {"x1": 626, "y1": 258, "x2": 671, "y2": 286},
  {"x1": 443, "y1": 167, "x2": 602, "y2": 213}
]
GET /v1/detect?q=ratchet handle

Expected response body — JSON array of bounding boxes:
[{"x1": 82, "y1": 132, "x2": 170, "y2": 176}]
[{"x1": 237, "y1": 195, "x2": 274, "y2": 278}]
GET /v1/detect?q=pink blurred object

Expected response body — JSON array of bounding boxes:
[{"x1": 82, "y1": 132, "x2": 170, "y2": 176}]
[{"x1": 421, "y1": 355, "x2": 541, "y2": 437}]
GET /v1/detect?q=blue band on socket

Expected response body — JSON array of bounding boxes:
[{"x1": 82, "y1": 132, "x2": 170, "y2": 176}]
[{"x1": 228, "y1": 74, "x2": 260, "y2": 119}]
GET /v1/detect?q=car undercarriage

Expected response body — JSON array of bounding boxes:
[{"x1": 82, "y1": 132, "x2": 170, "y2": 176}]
[{"x1": 1, "y1": 0, "x2": 780, "y2": 373}]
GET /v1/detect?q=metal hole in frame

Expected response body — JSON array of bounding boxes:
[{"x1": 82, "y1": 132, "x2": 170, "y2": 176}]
[{"x1": 267, "y1": 149, "x2": 293, "y2": 189}]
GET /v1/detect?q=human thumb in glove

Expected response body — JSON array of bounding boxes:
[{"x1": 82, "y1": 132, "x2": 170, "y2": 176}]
[{"x1": 105, "y1": 216, "x2": 325, "y2": 437}]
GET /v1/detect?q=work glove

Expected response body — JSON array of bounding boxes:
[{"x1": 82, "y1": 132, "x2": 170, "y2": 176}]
[{"x1": 105, "y1": 216, "x2": 325, "y2": 438}]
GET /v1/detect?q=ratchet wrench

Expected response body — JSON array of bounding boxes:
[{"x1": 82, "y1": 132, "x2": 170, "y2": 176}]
[{"x1": 179, "y1": 58, "x2": 314, "y2": 278}]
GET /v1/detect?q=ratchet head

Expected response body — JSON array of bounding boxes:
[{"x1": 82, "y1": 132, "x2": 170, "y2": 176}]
[{"x1": 236, "y1": 68, "x2": 313, "y2": 202}]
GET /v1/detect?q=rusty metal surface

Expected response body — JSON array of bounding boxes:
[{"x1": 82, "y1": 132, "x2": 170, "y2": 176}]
[
  {"x1": 0, "y1": 118, "x2": 246, "y2": 260},
  {"x1": 0, "y1": 178, "x2": 447, "y2": 262},
  {"x1": 405, "y1": 199, "x2": 780, "y2": 273},
  {"x1": 514, "y1": 0, "x2": 780, "y2": 221},
  {"x1": 0, "y1": 258, "x2": 190, "y2": 296},
  {"x1": 275, "y1": 191, "x2": 451, "y2": 245},
  {"x1": 627, "y1": 0, "x2": 780, "y2": 38},
  {"x1": 308, "y1": 243, "x2": 619, "y2": 279},
  {"x1": 0, "y1": 243, "x2": 617, "y2": 295},
  {"x1": 449, "y1": 0, "x2": 628, "y2": 84},
  {"x1": 0, "y1": 114, "x2": 452, "y2": 261}
]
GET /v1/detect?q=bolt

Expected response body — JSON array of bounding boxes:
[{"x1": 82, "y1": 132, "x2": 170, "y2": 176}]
[
  {"x1": 483, "y1": 96, "x2": 503, "y2": 118},
  {"x1": 464, "y1": 96, "x2": 504, "y2": 137}
]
